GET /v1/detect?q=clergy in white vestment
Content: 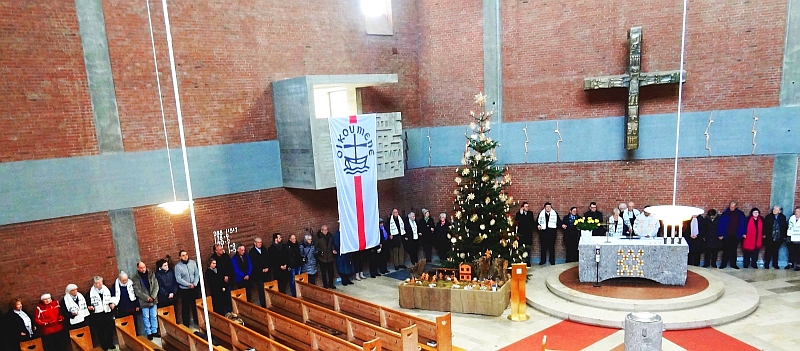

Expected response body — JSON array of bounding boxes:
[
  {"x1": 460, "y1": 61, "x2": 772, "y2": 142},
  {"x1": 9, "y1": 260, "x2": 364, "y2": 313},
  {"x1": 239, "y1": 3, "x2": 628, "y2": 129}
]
[
  {"x1": 636, "y1": 209, "x2": 661, "y2": 238},
  {"x1": 620, "y1": 202, "x2": 641, "y2": 235},
  {"x1": 608, "y1": 208, "x2": 625, "y2": 237}
]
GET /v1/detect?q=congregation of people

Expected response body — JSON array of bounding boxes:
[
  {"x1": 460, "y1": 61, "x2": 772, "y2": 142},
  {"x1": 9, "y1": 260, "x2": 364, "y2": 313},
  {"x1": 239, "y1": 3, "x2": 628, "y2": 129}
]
[
  {"x1": 515, "y1": 200, "x2": 800, "y2": 270},
  {"x1": 4, "y1": 201, "x2": 799, "y2": 351},
  {"x1": 0, "y1": 207, "x2": 453, "y2": 351}
]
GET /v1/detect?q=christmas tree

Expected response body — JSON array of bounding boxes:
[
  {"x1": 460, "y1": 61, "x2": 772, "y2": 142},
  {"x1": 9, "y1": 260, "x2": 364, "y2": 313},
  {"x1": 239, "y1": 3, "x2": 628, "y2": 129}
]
[{"x1": 445, "y1": 92, "x2": 527, "y2": 267}]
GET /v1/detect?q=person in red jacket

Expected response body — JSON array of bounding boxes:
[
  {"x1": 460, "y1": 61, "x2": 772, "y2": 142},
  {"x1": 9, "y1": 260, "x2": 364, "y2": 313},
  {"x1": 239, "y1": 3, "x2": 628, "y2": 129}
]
[
  {"x1": 742, "y1": 208, "x2": 764, "y2": 269},
  {"x1": 34, "y1": 293, "x2": 68, "y2": 351}
]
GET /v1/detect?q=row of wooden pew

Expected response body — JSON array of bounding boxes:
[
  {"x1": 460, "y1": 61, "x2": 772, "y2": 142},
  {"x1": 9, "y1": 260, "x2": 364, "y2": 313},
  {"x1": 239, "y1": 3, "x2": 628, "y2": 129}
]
[
  {"x1": 293, "y1": 273, "x2": 453, "y2": 351},
  {"x1": 17, "y1": 273, "x2": 457, "y2": 351}
]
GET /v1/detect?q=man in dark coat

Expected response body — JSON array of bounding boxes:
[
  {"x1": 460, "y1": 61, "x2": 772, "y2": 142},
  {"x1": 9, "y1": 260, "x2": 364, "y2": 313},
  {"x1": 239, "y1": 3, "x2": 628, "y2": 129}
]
[
  {"x1": 434, "y1": 213, "x2": 452, "y2": 261},
  {"x1": 402, "y1": 212, "x2": 422, "y2": 265},
  {"x1": 419, "y1": 209, "x2": 437, "y2": 262},
  {"x1": 682, "y1": 215, "x2": 706, "y2": 266},
  {"x1": 536, "y1": 202, "x2": 561, "y2": 265},
  {"x1": 718, "y1": 201, "x2": 747, "y2": 269},
  {"x1": 268, "y1": 233, "x2": 292, "y2": 294},
  {"x1": 369, "y1": 219, "x2": 390, "y2": 277},
  {"x1": 763, "y1": 206, "x2": 788, "y2": 269},
  {"x1": 561, "y1": 207, "x2": 581, "y2": 263},
  {"x1": 210, "y1": 244, "x2": 234, "y2": 291},
  {"x1": 584, "y1": 202, "x2": 605, "y2": 236},
  {"x1": 702, "y1": 209, "x2": 722, "y2": 267},
  {"x1": 248, "y1": 238, "x2": 270, "y2": 307},
  {"x1": 316, "y1": 226, "x2": 336, "y2": 289},
  {"x1": 514, "y1": 202, "x2": 535, "y2": 266}
]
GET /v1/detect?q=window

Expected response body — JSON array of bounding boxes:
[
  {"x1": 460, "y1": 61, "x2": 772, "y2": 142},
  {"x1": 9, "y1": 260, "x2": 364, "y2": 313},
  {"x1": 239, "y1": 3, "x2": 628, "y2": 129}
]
[{"x1": 362, "y1": 0, "x2": 392, "y2": 36}]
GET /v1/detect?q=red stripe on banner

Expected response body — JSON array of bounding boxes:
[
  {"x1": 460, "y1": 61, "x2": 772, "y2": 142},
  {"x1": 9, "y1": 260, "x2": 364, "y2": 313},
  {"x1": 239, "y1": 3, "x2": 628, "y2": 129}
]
[
  {"x1": 354, "y1": 176, "x2": 366, "y2": 250},
  {"x1": 349, "y1": 115, "x2": 357, "y2": 124}
]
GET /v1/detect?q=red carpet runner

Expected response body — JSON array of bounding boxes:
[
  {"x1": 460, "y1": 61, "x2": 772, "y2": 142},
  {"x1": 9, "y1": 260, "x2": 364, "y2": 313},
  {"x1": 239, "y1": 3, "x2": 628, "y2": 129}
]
[{"x1": 498, "y1": 321, "x2": 759, "y2": 351}]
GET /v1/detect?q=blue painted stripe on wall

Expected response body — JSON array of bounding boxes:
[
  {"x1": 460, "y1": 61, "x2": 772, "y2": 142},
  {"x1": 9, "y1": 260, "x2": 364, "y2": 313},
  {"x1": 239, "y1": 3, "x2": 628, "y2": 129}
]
[
  {"x1": 1, "y1": 106, "x2": 796, "y2": 226},
  {"x1": 405, "y1": 128, "x2": 427, "y2": 169},
  {"x1": 406, "y1": 106, "x2": 800, "y2": 168},
  {"x1": 0, "y1": 141, "x2": 282, "y2": 226}
]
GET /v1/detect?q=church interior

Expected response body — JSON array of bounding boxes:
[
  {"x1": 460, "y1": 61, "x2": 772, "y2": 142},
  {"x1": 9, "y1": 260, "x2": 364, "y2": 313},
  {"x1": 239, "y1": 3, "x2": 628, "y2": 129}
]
[{"x1": 2, "y1": 0, "x2": 799, "y2": 350}]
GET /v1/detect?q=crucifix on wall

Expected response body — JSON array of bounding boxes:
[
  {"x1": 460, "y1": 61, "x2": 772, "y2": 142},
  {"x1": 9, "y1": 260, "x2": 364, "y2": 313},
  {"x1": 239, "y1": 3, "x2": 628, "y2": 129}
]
[{"x1": 583, "y1": 26, "x2": 686, "y2": 150}]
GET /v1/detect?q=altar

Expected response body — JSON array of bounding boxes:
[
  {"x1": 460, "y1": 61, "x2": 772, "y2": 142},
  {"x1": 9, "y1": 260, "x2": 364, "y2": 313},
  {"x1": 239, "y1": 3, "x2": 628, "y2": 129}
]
[{"x1": 578, "y1": 236, "x2": 689, "y2": 285}]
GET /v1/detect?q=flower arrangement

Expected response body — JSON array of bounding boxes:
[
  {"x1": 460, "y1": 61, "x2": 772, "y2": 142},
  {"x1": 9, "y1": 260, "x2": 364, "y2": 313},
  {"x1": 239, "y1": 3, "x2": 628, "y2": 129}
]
[{"x1": 574, "y1": 217, "x2": 601, "y2": 231}]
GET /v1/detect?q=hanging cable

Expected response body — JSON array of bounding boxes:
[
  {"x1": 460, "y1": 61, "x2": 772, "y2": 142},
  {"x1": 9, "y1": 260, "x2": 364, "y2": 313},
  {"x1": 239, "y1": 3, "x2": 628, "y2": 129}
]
[
  {"x1": 145, "y1": 0, "x2": 178, "y2": 204},
  {"x1": 145, "y1": 0, "x2": 213, "y2": 348},
  {"x1": 672, "y1": 0, "x2": 689, "y2": 206}
]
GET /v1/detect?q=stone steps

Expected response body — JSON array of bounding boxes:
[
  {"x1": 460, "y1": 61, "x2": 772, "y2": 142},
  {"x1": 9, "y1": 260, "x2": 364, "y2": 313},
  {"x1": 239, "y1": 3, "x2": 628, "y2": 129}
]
[{"x1": 525, "y1": 263, "x2": 760, "y2": 330}]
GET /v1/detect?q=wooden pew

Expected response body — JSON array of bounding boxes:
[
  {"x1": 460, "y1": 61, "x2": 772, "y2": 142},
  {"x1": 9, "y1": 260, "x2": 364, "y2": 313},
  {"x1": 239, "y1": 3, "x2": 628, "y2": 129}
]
[
  {"x1": 261, "y1": 281, "x2": 418, "y2": 351},
  {"x1": 294, "y1": 273, "x2": 453, "y2": 351},
  {"x1": 19, "y1": 338, "x2": 43, "y2": 351},
  {"x1": 69, "y1": 326, "x2": 103, "y2": 351},
  {"x1": 156, "y1": 306, "x2": 228, "y2": 351},
  {"x1": 229, "y1": 289, "x2": 381, "y2": 351},
  {"x1": 194, "y1": 297, "x2": 294, "y2": 351},
  {"x1": 115, "y1": 315, "x2": 163, "y2": 351}
]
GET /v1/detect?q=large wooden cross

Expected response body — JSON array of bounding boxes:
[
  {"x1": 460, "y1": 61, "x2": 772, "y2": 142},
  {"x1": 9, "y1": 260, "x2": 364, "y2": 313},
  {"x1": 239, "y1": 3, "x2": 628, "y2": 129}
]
[{"x1": 583, "y1": 27, "x2": 686, "y2": 150}]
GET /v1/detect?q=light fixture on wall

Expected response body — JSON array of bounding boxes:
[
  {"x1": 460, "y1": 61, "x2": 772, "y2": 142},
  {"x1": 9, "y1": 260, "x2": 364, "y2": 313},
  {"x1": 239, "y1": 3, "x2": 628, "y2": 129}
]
[
  {"x1": 643, "y1": 0, "x2": 703, "y2": 231},
  {"x1": 147, "y1": 0, "x2": 191, "y2": 215}
]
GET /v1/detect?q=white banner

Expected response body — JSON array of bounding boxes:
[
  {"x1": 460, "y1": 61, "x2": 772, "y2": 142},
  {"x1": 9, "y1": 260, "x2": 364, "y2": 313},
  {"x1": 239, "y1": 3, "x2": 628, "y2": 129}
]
[{"x1": 329, "y1": 114, "x2": 380, "y2": 254}]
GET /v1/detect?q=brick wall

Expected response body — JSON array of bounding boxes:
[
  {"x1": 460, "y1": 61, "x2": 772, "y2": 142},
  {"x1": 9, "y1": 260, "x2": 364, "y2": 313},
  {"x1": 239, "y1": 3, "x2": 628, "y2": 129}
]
[
  {"x1": 0, "y1": 213, "x2": 117, "y2": 311},
  {"x1": 401, "y1": 155, "x2": 776, "y2": 259},
  {"x1": 103, "y1": 0, "x2": 421, "y2": 151},
  {"x1": 413, "y1": 0, "x2": 484, "y2": 128},
  {"x1": 135, "y1": 178, "x2": 404, "y2": 270},
  {"x1": 412, "y1": 0, "x2": 787, "y2": 126},
  {"x1": 0, "y1": 0, "x2": 97, "y2": 162}
]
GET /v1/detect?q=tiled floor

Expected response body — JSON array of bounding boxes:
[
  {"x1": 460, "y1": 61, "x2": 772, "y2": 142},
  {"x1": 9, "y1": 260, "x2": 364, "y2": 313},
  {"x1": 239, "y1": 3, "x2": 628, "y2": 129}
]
[{"x1": 337, "y1": 264, "x2": 800, "y2": 350}]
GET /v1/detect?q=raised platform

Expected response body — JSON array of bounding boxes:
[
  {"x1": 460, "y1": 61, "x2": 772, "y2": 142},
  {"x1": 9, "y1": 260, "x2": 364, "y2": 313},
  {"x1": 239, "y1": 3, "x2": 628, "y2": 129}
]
[
  {"x1": 526, "y1": 263, "x2": 760, "y2": 330},
  {"x1": 551, "y1": 266, "x2": 722, "y2": 311}
]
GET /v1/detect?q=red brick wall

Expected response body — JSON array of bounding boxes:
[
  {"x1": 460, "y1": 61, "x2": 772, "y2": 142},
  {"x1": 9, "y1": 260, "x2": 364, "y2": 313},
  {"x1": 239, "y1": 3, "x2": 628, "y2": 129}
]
[
  {"x1": 135, "y1": 179, "x2": 404, "y2": 269},
  {"x1": 0, "y1": 213, "x2": 117, "y2": 311},
  {"x1": 0, "y1": 178, "x2": 403, "y2": 311},
  {"x1": 499, "y1": 0, "x2": 786, "y2": 122},
  {"x1": 103, "y1": 0, "x2": 421, "y2": 151},
  {"x1": 413, "y1": 0, "x2": 484, "y2": 128},
  {"x1": 0, "y1": 0, "x2": 97, "y2": 162},
  {"x1": 401, "y1": 155, "x2": 776, "y2": 258}
]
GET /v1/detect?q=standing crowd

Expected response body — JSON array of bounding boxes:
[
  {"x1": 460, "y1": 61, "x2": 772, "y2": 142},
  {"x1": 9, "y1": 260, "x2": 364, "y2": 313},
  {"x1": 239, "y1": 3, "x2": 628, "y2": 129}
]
[
  {"x1": 7, "y1": 201, "x2": 798, "y2": 351},
  {"x1": 513, "y1": 200, "x2": 800, "y2": 269}
]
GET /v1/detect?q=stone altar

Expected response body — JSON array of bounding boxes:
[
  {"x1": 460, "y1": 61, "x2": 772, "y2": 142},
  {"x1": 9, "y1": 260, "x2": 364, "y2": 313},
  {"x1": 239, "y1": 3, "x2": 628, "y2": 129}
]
[{"x1": 578, "y1": 236, "x2": 688, "y2": 285}]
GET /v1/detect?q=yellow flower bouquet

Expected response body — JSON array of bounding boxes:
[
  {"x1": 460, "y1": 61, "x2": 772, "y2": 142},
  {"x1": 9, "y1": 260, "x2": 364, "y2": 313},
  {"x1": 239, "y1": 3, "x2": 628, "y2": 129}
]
[{"x1": 574, "y1": 217, "x2": 600, "y2": 231}]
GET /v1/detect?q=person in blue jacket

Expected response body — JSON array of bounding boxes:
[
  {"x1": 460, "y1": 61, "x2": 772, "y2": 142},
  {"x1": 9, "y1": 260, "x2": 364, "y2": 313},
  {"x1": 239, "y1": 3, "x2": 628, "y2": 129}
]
[
  {"x1": 231, "y1": 244, "x2": 253, "y2": 297},
  {"x1": 718, "y1": 201, "x2": 747, "y2": 269},
  {"x1": 333, "y1": 230, "x2": 354, "y2": 286}
]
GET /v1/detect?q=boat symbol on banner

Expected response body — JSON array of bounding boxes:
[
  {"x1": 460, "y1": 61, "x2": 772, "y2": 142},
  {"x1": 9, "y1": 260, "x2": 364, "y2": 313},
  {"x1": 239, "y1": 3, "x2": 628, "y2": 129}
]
[{"x1": 335, "y1": 125, "x2": 375, "y2": 174}]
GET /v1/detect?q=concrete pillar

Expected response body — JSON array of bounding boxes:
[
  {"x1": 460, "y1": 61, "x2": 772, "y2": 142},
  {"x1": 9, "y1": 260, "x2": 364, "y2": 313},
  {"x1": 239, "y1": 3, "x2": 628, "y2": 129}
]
[
  {"x1": 780, "y1": 0, "x2": 800, "y2": 107},
  {"x1": 109, "y1": 209, "x2": 141, "y2": 274},
  {"x1": 771, "y1": 154, "x2": 798, "y2": 264},
  {"x1": 75, "y1": 0, "x2": 124, "y2": 153},
  {"x1": 483, "y1": 0, "x2": 502, "y2": 123},
  {"x1": 76, "y1": 0, "x2": 140, "y2": 273}
]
